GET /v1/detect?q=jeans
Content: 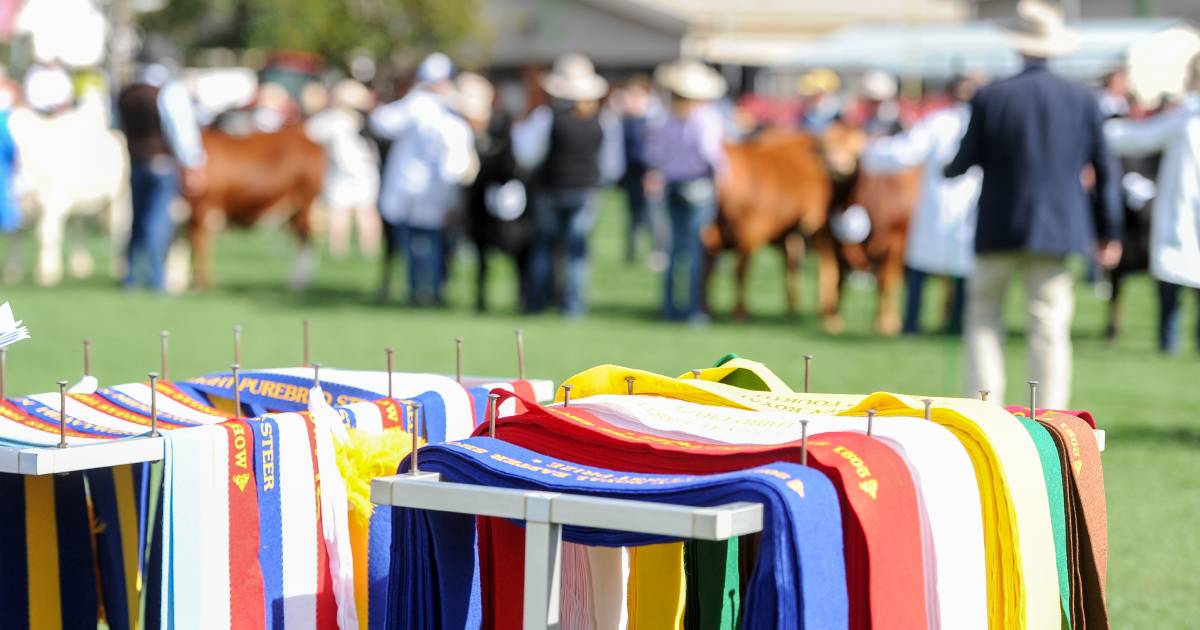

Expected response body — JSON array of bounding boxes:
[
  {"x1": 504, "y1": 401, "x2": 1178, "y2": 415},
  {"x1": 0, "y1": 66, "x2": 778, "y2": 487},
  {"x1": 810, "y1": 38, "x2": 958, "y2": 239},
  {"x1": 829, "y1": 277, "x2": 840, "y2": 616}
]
[
  {"x1": 622, "y1": 176, "x2": 650, "y2": 263},
  {"x1": 125, "y1": 159, "x2": 178, "y2": 290},
  {"x1": 903, "y1": 266, "x2": 966, "y2": 335},
  {"x1": 663, "y1": 178, "x2": 715, "y2": 321},
  {"x1": 405, "y1": 226, "x2": 446, "y2": 305},
  {"x1": 1157, "y1": 280, "x2": 1199, "y2": 354},
  {"x1": 527, "y1": 187, "x2": 599, "y2": 317},
  {"x1": 965, "y1": 253, "x2": 1074, "y2": 409}
]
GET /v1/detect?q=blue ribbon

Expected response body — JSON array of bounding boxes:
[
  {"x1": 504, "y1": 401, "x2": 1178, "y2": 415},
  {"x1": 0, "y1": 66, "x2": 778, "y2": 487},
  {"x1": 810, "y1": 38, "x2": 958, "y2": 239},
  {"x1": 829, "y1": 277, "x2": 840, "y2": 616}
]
[{"x1": 387, "y1": 438, "x2": 848, "y2": 630}]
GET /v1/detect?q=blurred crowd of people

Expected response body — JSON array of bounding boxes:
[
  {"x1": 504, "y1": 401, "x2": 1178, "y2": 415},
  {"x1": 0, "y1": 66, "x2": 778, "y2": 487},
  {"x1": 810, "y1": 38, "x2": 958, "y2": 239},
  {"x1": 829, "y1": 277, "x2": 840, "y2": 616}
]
[{"x1": 0, "y1": 0, "x2": 1195, "y2": 409}]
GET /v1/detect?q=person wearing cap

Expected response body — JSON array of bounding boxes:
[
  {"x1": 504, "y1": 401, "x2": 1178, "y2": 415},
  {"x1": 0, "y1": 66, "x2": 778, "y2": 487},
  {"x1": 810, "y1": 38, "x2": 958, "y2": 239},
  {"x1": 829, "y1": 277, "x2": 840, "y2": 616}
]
[
  {"x1": 1104, "y1": 51, "x2": 1200, "y2": 355},
  {"x1": 861, "y1": 75, "x2": 982, "y2": 335},
  {"x1": 945, "y1": 0, "x2": 1122, "y2": 409},
  {"x1": 798, "y1": 68, "x2": 842, "y2": 132},
  {"x1": 641, "y1": 59, "x2": 727, "y2": 324},
  {"x1": 512, "y1": 53, "x2": 624, "y2": 317},
  {"x1": 116, "y1": 42, "x2": 207, "y2": 291},
  {"x1": 370, "y1": 52, "x2": 477, "y2": 306},
  {"x1": 306, "y1": 79, "x2": 381, "y2": 260}
]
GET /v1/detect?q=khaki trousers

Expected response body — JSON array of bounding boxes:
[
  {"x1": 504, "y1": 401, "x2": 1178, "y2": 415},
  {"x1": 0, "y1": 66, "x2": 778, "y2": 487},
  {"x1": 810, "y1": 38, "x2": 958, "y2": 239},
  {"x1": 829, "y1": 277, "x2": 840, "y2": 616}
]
[{"x1": 965, "y1": 253, "x2": 1074, "y2": 409}]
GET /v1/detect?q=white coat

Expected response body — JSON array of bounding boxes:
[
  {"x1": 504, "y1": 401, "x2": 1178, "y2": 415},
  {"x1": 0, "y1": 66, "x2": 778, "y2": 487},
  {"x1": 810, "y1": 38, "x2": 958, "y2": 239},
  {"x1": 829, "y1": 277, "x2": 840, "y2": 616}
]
[
  {"x1": 370, "y1": 89, "x2": 476, "y2": 229},
  {"x1": 861, "y1": 103, "x2": 981, "y2": 278},
  {"x1": 1104, "y1": 93, "x2": 1200, "y2": 289}
]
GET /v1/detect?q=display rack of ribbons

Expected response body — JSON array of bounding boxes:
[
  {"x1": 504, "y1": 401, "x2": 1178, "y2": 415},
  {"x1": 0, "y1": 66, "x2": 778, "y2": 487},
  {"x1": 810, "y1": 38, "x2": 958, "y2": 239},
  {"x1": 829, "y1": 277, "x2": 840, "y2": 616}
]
[{"x1": 0, "y1": 354, "x2": 1108, "y2": 630}]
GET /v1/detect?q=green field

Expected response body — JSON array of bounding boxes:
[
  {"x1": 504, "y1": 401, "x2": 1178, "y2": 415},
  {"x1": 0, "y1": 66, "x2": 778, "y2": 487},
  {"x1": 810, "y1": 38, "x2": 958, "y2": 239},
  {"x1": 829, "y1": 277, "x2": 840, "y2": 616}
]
[{"x1": 2, "y1": 192, "x2": 1197, "y2": 627}]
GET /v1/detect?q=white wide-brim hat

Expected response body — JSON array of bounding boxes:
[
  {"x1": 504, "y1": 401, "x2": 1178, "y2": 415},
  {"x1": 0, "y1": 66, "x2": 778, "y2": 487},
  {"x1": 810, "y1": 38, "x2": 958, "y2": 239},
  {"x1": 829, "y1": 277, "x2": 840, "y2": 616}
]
[
  {"x1": 1007, "y1": 0, "x2": 1080, "y2": 58},
  {"x1": 541, "y1": 53, "x2": 609, "y2": 101},
  {"x1": 655, "y1": 59, "x2": 727, "y2": 101},
  {"x1": 860, "y1": 70, "x2": 898, "y2": 101}
]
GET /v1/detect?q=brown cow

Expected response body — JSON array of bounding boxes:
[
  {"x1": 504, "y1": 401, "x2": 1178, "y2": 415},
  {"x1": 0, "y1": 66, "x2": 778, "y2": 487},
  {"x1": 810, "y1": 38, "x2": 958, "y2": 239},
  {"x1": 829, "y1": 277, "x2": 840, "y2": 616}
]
[
  {"x1": 825, "y1": 123, "x2": 922, "y2": 336},
  {"x1": 704, "y1": 129, "x2": 841, "y2": 330},
  {"x1": 182, "y1": 126, "x2": 324, "y2": 289}
]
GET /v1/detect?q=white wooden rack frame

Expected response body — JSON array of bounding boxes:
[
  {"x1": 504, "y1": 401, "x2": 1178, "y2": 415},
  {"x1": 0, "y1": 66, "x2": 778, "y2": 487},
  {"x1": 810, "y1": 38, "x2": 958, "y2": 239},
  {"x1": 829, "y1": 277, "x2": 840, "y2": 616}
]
[{"x1": 371, "y1": 471, "x2": 765, "y2": 630}]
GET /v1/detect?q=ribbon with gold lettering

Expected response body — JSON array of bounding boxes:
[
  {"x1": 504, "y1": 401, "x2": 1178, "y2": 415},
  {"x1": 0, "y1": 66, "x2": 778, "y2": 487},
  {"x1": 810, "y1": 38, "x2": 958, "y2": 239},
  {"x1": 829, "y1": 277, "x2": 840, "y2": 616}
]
[
  {"x1": 559, "y1": 363, "x2": 1060, "y2": 630},
  {"x1": 388, "y1": 437, "x2": 848, "y2": 630},
  {"x1": 1010, "y1": 408, "x2": 1109, "y2": 629},
  {"x1": 477, "y1": 390, "x2": 928, "y2": 630}
]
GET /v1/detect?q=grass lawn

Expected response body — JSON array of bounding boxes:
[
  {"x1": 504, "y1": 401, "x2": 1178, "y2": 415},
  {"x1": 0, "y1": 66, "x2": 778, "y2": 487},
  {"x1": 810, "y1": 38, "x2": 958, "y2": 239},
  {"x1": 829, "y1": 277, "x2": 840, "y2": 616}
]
[{"x1": 2, "y1": 191, "x2": 1197, "y2": 627}]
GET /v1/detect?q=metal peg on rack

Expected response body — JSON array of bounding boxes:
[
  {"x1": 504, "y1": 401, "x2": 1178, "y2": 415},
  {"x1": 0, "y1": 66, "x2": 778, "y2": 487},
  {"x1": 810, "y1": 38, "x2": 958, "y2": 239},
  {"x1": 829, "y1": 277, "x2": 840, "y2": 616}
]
[
  {"x1": 385, "y1": 347, "x2": 394, "y2": 399},
  {"x1": 408, "y1": 401, "x2": 421, "y2": 474},
  {"x1": 866, "y1": 409, "x2": 876, "y2": 437},
  {"x1": 979, "y1": 389, "x2": 990, "y2": 402},
  {"x1": 561, "y1": 384, "x2": 572, "y2": 407},
  {"x1": 922, "y1": 398, "x2": 933, "y2": 421},
  {"x1": 231, "y1": 364, "x2": 242, "y2": 416},
  {"x1": 82, "y1": 339, "x2": 92, "y2": 377},
  {"x1": 487, "y1": 392, "x2": 500, "y2": 438},
  {"x1": 691, "y1": 369, "x2": 702, "y2": 379},
  {"x1": 160, "y1": 331, "x2": 170, "y2": 380},
  {"x1": 515, "y1": 329, "x2": 526, "y2": 381},
  {"x1": 1028, "y1": 380, "x2": 1039, "y2": 421},
  {"x1": 0, "y1": 348, "x2": 7, "y2": 400},
  {"x1": 57, "y1": 381, "x2": 69, "y2": 448},
  {"x1": 625, "y1": 376, "x2": 635, "y2": 395},
  {"x1": 148, "y1": 372, "x2": 160, "y2": 437},
  {"x1": 455, "y1": 337, "x2": 463, "y2": 384},
  {"x1": 800, "y1": 419, "x2": 810, "y2": 466},
  {"x1": 803, "y1": 354, "x2": 813, "y2": 393},
  {"x1": 302, "y1": 319, "x2": 310, "y2": 367}
]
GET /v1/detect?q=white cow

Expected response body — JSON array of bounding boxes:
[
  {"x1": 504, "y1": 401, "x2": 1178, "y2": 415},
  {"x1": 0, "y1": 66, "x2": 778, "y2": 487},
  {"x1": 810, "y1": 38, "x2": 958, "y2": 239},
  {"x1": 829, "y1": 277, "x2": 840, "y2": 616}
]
[{"x1": 8, "y1": 93, "x2": 131, "y2": 286}]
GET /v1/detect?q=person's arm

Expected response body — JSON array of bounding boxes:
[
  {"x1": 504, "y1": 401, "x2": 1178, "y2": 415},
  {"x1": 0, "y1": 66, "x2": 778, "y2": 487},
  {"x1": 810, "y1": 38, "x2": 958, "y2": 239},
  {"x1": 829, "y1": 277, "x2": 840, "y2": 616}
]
[
  {"x1": 1103, "y1": 109, "x2": 1181, "y2": 158},
  {"x1": 368, "y1": 96, "x2": 414, "y2": 140},
  {"x1": 860, "y1": 115, "x2": 934, "y2": 174},
  {"x1": 697, "y1": 106, "x2": 727, "y2": 178},
  {"x1": 1088, "y1": 99, "x2": 1123, "y2": 266},
  {"x1": 510, "y1": 105, "x2": 552, "y2": 172},
  {"x1": 943, "y1": 94, "x2": 982, "y2": 178},
  {"x1": 597, "y1": 108, "x2": 625, "y2": 184},
  {"x1": 157, "y1": 81, "x2": 206, "y2": 169}
]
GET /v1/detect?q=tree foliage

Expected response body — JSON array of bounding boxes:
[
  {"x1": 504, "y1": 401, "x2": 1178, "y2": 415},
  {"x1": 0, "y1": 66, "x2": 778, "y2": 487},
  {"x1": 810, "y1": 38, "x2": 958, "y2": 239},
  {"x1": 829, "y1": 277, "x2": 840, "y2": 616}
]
[{"x1": 138, "y1": 0, "x2": 482, "y2": 67}]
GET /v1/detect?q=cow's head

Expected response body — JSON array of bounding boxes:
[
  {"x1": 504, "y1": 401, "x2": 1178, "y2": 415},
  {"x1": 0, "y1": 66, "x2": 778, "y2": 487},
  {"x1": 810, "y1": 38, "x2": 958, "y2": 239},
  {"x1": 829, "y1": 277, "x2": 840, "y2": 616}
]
[{"x1": 818, "y1": 122, "x2": 867, "y2": 181}]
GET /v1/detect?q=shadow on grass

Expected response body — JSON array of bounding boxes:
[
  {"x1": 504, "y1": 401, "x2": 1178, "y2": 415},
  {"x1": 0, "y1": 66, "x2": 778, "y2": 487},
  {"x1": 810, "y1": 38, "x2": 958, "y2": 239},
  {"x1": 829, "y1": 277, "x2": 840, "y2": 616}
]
[{"x1": 1105, "y1": 425, "x2": 1200, "y2": 449}]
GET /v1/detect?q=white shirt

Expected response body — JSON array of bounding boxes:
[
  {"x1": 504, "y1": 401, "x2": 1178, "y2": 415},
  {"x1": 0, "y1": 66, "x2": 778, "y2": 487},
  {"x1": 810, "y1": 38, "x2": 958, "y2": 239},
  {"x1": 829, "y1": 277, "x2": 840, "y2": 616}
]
[
  {"x1": 1104, "y1": 93, "x2": 1200, "y2": 289},
  {"x1": 861, "y1": 103, "x2": 980, "y2": 277},
  {"x1": 511, "y1": 104, "x2": 625, "y2": 184},
  {"x1": 306, "y1": 107, "x2": 380, "y2": 207},
  {"x1": 370, "y1": 88, "x2": 476, "y2": 228},
  {"x1": 157, "y1": 80, "x2": 206, "y2": 169}
]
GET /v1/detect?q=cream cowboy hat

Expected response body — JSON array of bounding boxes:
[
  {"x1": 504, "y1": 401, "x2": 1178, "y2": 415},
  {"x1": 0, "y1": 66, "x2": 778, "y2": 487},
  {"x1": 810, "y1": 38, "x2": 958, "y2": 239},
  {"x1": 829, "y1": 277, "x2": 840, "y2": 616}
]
[
  {"x1": 331, "y1": 79, "x2": 373, "y2": 111},
  {"x1": 541, "y1": 53, "x2": 608, "y2": 102},
  {"x1": 860, "y1": 70, "x2": 897, "y2": 101},
  {"x1": 1007, "y1": 0, "x2": 1080, "y2": 59},
  {"x1": 452, "y1": 72, "x2": 495, "y2": 122},
  {"x1": 655, "y1": 59, "x2": 726, "y2": 101}
]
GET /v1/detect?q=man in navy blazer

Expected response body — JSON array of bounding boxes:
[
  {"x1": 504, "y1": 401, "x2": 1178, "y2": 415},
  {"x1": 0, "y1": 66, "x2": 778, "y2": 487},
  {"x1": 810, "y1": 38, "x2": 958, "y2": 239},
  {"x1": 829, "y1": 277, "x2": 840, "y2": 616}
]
[{"x1": 944, "y1": 0, "x2": 1122, "y2": 409}]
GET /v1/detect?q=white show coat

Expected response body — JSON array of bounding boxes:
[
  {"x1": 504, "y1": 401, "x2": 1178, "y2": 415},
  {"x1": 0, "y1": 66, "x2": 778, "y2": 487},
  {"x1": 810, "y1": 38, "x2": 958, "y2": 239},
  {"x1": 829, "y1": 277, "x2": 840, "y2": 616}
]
[
  {"x1": 1104, "y1": 93, "x2": 1200, "y2": 289},
  {"x1": 861, "y1": 103, "x2": 981, "y2": 277}
]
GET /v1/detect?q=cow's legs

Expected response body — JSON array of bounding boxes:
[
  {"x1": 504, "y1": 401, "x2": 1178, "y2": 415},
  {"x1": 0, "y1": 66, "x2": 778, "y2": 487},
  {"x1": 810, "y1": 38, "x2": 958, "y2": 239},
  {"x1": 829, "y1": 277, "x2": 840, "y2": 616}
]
[
  {"x1": 66, "y1": 218, "x2": 95, "y2": 279},
  {"x1": 782, "y1": 231, "x2": 805, "y2": 317},
  {"x1": 1105, "y1": 268, "x2": 1125, "y2": 344},
  {"x1": 476, "y1": 241, "x2": 490, "y2": 312},
  {"x1": 875, "y1": 231, "x2": 906, "y2": 336},
  {"x1": 188, "y1": 206, "x2": 215, "y2": 290},
  {"x1": 289, "y1": 196, "x2": 318, "y2": 290},
  {"x1": 35, "y1": 205, "x2": 67, "y2": 287},
  {"x1": 732, "y1": 249, "x2": 752, "y2": 321},
  {"x1": 813, "y1": 228, "x2": 843, "y2": 334}
]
